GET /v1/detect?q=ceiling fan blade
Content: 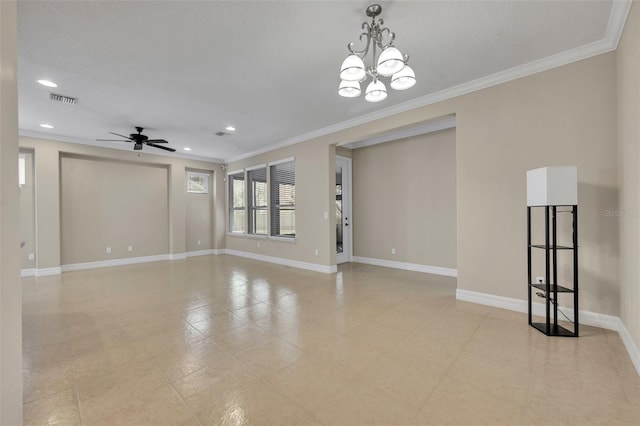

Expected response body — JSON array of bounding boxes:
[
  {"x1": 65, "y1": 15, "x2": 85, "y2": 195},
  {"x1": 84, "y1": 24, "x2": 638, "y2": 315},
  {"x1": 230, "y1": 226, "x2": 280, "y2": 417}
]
[
  {"x1": 109, "y1": 131, "x2": 133, "y2": 140},
  {"x1": 96, "y1": 139, "x2": 131, "y2": 142},
  {"x1": 146, "y1": 139, "x2": 169, "y2": 144},
  {"x1": 147, "y1": 143, "x2": 176, "y2": 152}
]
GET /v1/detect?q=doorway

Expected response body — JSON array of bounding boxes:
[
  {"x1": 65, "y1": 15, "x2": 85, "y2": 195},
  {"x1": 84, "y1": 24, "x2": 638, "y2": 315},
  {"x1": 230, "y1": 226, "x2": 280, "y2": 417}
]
[{"x1": 336, "y1": 155, "x2": 352, "y2": 264}]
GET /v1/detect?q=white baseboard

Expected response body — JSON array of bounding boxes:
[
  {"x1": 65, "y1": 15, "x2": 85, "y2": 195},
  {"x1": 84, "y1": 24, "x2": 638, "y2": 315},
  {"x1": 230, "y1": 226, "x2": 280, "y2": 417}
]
[
  {"x1": 352, "y1": 256, "x2": 457, "y2": 277},
  {"x1": 21, "y1": 268, "x2": 35, "y2": 277},
  {"x1": 225, "y1": 249, "x2": 337, "y2": 274},
  {"x1": 456, "y1": 289, "x2": 640, "y2": 376},
  {"x1": 62, "y1": 254, "x2": 171, "y2": 272},
  {"x1": 456, "y1": 289, "x2": 527, "y2": 313},
  {"x1": 185, "y1": 249, "x2": 217, "y2": 258},
  {"x1": 455, "y1": 289, "x2": 618, "y2": 330},
  {"x1": 35, "y1": 267, "x2": 62, "y2": 276},
  {"x1": 28, "y1": 250, "x2": 227, "y2": 276},
  {"x1": 616, "y1": 318, "x2": 640, "y2": 377}
]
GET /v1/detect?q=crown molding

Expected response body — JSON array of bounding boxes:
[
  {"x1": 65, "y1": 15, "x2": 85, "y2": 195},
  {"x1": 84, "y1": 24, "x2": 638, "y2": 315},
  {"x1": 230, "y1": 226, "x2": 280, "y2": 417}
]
[
  {"x1": 18, "y1": 2, "x2": 632, "y2": 167},
  {"x1": 607, "y1": 0, "x2": 633, "y2": 48},
  {"x1": 226, "y1": 0, "x2": 632, "y2": 164},
  {"x1": 19, "y1": 129, "x2": 225, "y2": 164}
]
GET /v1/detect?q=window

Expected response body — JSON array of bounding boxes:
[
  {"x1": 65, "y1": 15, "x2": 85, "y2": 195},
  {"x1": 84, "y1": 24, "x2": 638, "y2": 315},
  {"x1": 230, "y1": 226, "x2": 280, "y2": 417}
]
[
  {"x1": 18, "y1": 154, "x2": 26, "y2": 186},
  {"x1": 247, "y1": 166, "x2": 268, "y2": 235},
  {"x1": 228, "y1": 171, "x2": 246, "y2": 233},
  {"x1": 187, "y1": 171, "x2": 209, "y2": 193},
  {"x1": 270, "y1": 160, "x2": 295, "y2": 238}
]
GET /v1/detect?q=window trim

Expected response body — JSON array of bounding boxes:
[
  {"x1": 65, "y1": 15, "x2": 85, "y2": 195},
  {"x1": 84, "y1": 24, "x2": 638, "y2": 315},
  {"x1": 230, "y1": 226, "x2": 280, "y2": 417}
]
[
  {"x1": 18, "y1": 153, "x2": 26, "y2": 187},
  {"x1": 247, "y1": 166, "x2": 268, "y2": 235},
  {"x1": 246, "y1": 163, "x2": 267, "y2": 172},
  {"x1": 187, "y1": 171, "x2": 210, "y2": 194},
  {"x1": 227, "y1": 158, "x2": 296, "y2": 241},
  {"x1": 228, "y1": 171, "x2": 246, "y2": 234},
  {"x1": 269, "y1": 159, "x2": 295, "y2": 239},
  {"x1": 268, "y1": 157, "x2": 295, "y2": 167}
]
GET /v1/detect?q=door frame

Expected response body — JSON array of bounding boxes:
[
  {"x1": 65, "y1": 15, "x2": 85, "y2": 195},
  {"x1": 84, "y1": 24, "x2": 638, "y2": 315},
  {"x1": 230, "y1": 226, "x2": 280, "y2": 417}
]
[{"x1": 336, "y1": 155, "x2": 353, "y2": 264}]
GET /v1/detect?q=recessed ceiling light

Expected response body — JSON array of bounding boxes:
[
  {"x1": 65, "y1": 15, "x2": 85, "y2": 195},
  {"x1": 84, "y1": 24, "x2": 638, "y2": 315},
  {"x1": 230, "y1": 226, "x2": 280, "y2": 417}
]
[
  {"x1": 39, "y1": 123, "x2": 53, "y2": 129},
  {"x1": 225, "y1": 126, "x2": 236, "y2": 132},
  {"x1": 183, "y1": 147, "x2": 192, "y2": 151},
  {"x1": 37, "y1": 80, "x2": 57, "y2": 88}
]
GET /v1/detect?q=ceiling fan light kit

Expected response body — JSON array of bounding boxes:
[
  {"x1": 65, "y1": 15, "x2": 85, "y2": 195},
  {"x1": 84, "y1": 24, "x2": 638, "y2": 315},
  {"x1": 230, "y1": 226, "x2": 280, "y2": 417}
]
[{"x1": 338, "y1": 4, "x2": 416, "y2": 102}]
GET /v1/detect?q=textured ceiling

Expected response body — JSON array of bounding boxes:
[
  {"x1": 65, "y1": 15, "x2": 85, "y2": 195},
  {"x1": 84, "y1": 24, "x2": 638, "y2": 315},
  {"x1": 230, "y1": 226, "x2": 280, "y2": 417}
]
[{"x1": 17, "y1": 1, "x2": 623, "y2": 162}]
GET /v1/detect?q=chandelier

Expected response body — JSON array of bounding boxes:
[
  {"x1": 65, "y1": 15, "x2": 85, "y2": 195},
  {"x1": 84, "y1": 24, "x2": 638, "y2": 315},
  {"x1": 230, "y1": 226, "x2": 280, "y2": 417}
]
[{"x1": 338, "y1": 4, "x2": 416, "y2": 102}]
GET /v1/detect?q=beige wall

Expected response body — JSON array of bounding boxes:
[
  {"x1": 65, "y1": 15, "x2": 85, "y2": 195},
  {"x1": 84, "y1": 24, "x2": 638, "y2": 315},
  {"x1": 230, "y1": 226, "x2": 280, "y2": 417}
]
[
  {"x1": 60, "y1": 155, "x2": 170, "y2": 264},
  {"x1": 33, "y1": 142, "x2": 61, "y2": 269},
  {"x1": 617, "y1": 3, "x2": 640, "y2": 361},
  {"x1": 20, "y1": 136, "x2": 226, "y2": 268},
  {"x1": 456, "y1": 53, "x2": 618, "y2": 315},
  {"x1": 352, "y1": 129, "x2": 456, "y2": 268},
  {"x1": 227, "y1": 52, "x2": 619, "y2": 317},
  {"x1": 20, "y1": 150, "x2": 35, "y2": 269},
  {"x1": 186, "y1": 170, "x2": 213, "y2": 252},
  {"x1": 335, "y1": 146, "x2": 352, "y2": 159},
  {"x1": 0, "y1": 0, "x2": 23, "y2": 422}
]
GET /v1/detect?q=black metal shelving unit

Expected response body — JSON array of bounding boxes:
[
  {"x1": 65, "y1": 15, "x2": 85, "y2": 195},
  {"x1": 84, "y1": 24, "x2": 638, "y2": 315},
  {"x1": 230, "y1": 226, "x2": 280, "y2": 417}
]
[{"x1": 527, "y1": 205, "x2": 579, "y2": 337}]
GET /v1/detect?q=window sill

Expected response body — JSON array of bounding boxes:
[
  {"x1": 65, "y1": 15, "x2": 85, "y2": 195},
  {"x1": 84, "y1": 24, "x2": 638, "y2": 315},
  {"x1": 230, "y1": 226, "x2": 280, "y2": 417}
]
[
  {"x1": 226, "y1": 233, "x2": 295, "y2": 243},
  {"x1": 268, "y1": 236, "x2": 296, "y2": 243},
  {"x1": 227, "y1": 232, "x2": 246, "y2": 238}
]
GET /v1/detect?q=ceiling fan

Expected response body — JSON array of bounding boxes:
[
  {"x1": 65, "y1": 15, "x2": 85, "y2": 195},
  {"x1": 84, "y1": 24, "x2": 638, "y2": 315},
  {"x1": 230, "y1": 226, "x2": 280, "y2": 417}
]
[{"x1": 97, "y1": 127, "x2": 176, "y2": 152}]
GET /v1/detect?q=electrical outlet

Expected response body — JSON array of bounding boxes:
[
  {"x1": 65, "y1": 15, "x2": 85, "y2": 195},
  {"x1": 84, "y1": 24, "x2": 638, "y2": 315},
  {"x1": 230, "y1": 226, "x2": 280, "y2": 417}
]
[
  {"x1": 391, "y1": 248, "x2": 396, "y2": 255},
  {"x1": 106, "y1": 247, "x2": 112, "y2": 254},
  {"x1": 28, "y1": 253, "x2": 35, "y2": 261},
  {"x1": 257, "y1": 242, "x2": 260, "y2": 248},
  {"x1": 314, "y1": 249, "x2": 319, "y2": 256},
  {"x1": 197, "y1": 240, "x2": 201, "y2": 246},
  {"x1": 323, "y1": 211, "x2": 329, "y2": 220},
  {"x1": 128, "y1": 245, "x2": 133, "y2": 252},
  {"x1": 536, "y1": 276, "x2": 544, "y2": 284}
]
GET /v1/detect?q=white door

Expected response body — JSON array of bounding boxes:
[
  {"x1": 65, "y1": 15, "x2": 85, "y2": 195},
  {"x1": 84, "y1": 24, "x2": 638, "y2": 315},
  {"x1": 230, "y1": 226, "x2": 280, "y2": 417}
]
[{"x1": 336, "y1": 156, "x2": 352, "y2": 264}]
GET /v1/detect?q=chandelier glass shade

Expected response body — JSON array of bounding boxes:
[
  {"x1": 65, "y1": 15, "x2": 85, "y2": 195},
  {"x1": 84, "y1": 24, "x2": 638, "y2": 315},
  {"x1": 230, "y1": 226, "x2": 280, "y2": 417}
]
[
  {"x1": 338, "y1": 80, "x2": 362, "y2": 97},
  {"x1": 390, "y1": 65, "x2": 416, "y2": 90},
  {"x1": 365, "y1": 79, "x2": 387, "y2": 102},
  {"x1": 338, "y1": 4, "x2": 415, "y2": 102},
  {"x1": 376, "y1": 47, "x2": 405, "y2": 77},
  {"x1": 340, "y1": 55, "x2": 366, "y2": 81}
]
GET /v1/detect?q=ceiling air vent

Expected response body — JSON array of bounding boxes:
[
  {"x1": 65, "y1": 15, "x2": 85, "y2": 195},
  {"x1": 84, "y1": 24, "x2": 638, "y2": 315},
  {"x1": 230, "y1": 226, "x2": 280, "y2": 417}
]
[
  {"x1": 49, "y1": 92, "x2": 78, "y2": 105},
  {"x1": 215, "y1": 131, "x2": 230, "y2": 136}
]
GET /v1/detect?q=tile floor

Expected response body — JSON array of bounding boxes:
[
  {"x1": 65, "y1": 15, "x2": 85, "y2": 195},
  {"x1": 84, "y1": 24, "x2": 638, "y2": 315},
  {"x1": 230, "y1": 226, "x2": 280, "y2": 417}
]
[{"x1": 21, "y1": 256, "x2": 640, "y2": 425}]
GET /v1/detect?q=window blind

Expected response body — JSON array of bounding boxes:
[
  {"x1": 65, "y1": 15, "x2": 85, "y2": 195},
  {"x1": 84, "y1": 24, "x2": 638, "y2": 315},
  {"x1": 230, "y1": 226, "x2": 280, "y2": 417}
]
[
  {"x1": 247, "y1": 167, "x2": 268, "y2": 234},
  {"x1": 228, "y1": 172, "x2": 246, "y2": 233},
  {"x1": 270, "y1": 160, "x2": 295, "y2": 238}
]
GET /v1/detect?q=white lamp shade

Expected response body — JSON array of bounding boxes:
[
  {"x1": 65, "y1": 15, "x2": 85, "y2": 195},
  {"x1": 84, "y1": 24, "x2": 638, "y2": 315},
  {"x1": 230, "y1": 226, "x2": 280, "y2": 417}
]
[
  {"x1": 390, "y1": 65, "x2": 416, "y2": 90},
  {"x1": 526, "y1": 166, "x2": 578, "y2": 206},
  {"x1": 340, "y1": 55, "x2": 366, "y2": 81},
  {"x1": 376, "y1": 47, "x2": 405, "y2": 77},
  {"x1": 338, "y1": 80, "x2": 361, "y2": 98},
  {"x1": 365, "y1": 80, "x2": 387, "y2": 102}
]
